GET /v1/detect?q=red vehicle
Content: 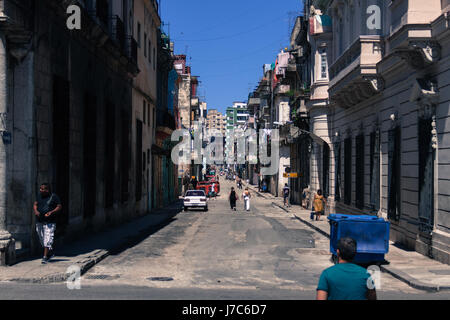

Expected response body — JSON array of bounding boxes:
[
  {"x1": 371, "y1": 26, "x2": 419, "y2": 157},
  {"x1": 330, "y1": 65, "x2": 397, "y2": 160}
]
[
  {"x1": 196, "y1": 180, "x2": 220, "y2": 196},
  {"x1": 196, "y1": 181, "x2": 212, "y2": 195}
]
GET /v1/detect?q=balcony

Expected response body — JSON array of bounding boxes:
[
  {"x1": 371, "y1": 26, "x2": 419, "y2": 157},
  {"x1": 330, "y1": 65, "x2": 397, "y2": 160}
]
[
  {"x1": 328, "y1": 36, "x2": 384, "y2": 109},
  {"x1": 125, "y1": 36, "x2": 139, "y2": 75},
  {"x1": 88, "y1": 0, "x2": 109, "y2": 28},
  {"x1": 0, "y1": 0, "x2": 33, "y2": 60},
  {"x1": 191, "y1": 97, "x2": 199, "y2": 108},
  {"x1": 0, "y1": 0, "x2": 32, "y2": 29},
  {"x1": 110, "y1": 15, "x2": 125, "y2": 52},
  {"x1": 248, "y1": 98, "x2": 261, "y2": 107},
  {"x1": 384, "y1": 0, "x2": 442, "y2": 70}
]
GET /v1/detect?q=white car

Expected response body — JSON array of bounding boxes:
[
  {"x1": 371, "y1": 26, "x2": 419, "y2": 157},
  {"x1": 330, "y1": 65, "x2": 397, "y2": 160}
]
[{"x1": 184, "y1": 190, "x2": 208, "y2": 211}]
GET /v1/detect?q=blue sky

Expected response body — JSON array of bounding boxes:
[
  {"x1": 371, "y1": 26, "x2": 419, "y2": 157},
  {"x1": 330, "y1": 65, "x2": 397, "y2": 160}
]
[{"x1": 160, "y1": 0, "x2": 304, "y2": 115}]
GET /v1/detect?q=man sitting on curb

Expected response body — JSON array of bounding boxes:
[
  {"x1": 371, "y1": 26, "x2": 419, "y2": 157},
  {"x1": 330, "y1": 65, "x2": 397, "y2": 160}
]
[{"x1": 316, "y1": 237, "x2": 377, "y2": 300}]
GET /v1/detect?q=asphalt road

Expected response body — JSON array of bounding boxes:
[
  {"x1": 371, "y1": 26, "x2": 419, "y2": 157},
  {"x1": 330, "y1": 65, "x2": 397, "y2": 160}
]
[{"x1": 0, "y1": 179, "x2": 448, "y2": 300}]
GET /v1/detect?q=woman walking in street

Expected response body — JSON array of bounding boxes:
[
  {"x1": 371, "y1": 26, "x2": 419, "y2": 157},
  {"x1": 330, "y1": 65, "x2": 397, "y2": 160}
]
[
  {"x1": 313, "y1": 189, "x2": 327, "y2": 221},
  {"x1": 229, "y1": 187, "x2": 238, "y2": 211},
  {"x1": 243, "y1": 188, "x2": 251, "y2": 211}
]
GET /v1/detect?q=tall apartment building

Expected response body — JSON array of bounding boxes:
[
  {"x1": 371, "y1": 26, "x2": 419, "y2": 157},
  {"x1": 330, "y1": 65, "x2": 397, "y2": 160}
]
[
  {"x1": 225, "y1": 102, "x2": 248, "y2": 171},
  {"x1": 132, "y1": 0, "x2": 160, "y2": 214},
  {"x1": 206, "y1": 109, "x2": 226, "y2": 136}
]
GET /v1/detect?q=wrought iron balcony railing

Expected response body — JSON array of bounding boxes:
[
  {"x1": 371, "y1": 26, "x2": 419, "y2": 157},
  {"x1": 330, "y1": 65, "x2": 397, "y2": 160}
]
[
  {"x1": 110, "y1": 15, "x2": 125, "y2": 51},
  {"x1": 0, "y1": 0, "x2": 32, "y2": 29},
  {"x1": 125, "y1": 36, "x2": 138, "y2": 65}
]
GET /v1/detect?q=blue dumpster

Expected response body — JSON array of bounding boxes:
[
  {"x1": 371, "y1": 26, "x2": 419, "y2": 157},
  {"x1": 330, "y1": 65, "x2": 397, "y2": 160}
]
[{"x1": 328, "y1": 214, "x2": 390, "y2": 264}]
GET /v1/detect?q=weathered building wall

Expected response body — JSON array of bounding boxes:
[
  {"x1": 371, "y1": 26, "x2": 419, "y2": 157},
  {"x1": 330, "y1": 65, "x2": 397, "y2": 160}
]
[
  {"x1": 5, "y1": 46, "x2": 35, "y2": 253},
  {"x1": 3, "y1": 1, "x2": 138, "y2": 255},
  {"x1": 329, "y1": 49, "x2": 450, "y2": 264},
  {"x1": 178, "y1": 75, "x2": 191, "y2": 129}
]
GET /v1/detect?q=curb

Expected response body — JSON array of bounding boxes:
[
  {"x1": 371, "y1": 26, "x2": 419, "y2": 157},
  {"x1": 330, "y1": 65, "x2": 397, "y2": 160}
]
[
  {"x1": 379, "y1": 265, "x2": 450, "y2": 292},
  {"x1": 291, "y1": 213, "x2": 450, "y2": 292},
  {"x1": 247, "y1": 187, "x2": 267, "y2": 199},
  {"x1": 6, "y1": 202, "x2": 183, "y2": 284},
  {"x1": 293, "y1": 214, "x2": 330, "y2": 239},
  {"x1": 9, "y1": 249, "x2": 110, "y2": 284},
  {"x1": 271, "y1": 202, "x2": 290, "y2": 213}
]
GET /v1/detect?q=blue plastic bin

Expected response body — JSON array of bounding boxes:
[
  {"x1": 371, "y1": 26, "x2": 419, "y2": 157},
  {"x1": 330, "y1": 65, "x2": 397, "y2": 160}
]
[{"x1": 328, "y1": 214, "x2": 390, "y2": 263}]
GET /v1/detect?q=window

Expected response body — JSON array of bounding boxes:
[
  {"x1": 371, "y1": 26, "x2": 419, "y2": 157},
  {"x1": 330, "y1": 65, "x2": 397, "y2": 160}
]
[
  {"x1": 350, "y1": 6, "x2": 355, "y2": 43},
  {"x1": 143, "y1": 152, "x2": 146, "y2": 171},
  {"x1": 334, "y1": 141, "x2": 341, "y2": 202},
  {"x1": 370, "y1": 130, "x2": 380, "y2": 212},
  {"x1": 319, "y1": 48, "x2": 328, "y2": 79},
  {"x1": 147, "y1": 103, "x2": 150, "y2": 126},
  {"x1": 148, "y1": 41, "x2": 151, "y2": 63},
  {"x1": 144, "y1": 33, "x2": 147, "y2": 57},
  {"x1": 120, "y1": 109, "x2": 130, "y2": 203},
  {"x1": 323, "y1": 144, "x2": 330, "y2": 198},
  {"x1": 344, "y1": 137, "x2": 352, "y2": 205},
  {"x1": 153, "y1": 107, "x2": 156, "y2": 129},
  {"x1": 339, "y1": 18, "x2": 344, "y2": 55},
  {"x1": 418, "y1": 116, "x2": 435, "y2": 232},
  {"x1": 388, "y1": 126, "x2": 401, "y2": 221},
  {"x1": 355, "y1": 134, "x2": 364, "y2": 209},
  {"x1": 136, "y1": 120, "x2": 143, "y2": 201},
  {"x1": 143, "y1": 100, "x2": 146, "y2": 124},
  {"x1": 153, "y1": 48, "x2": 156, "y2": 70},
  {"x1": 137, "y1": 22, "x2": 141, "y2": 47}
]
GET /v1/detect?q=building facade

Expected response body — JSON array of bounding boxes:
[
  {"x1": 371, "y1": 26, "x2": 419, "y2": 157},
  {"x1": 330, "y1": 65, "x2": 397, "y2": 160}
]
[
  {"x1": 308, "y1": 0, "x2": 450, "y2": 264},
  {"x1": 205, "y1": 109, "x2": 226, "y2": 136},
  {"x1": 225, "y1": 102, "x2": 248, "y2": 174},
  {"x1": 132, "y1": 0, "x2": 160, "y2": 214},
  {"x1": 0, "y1": 0, "x2": 141, "y2": 264}
]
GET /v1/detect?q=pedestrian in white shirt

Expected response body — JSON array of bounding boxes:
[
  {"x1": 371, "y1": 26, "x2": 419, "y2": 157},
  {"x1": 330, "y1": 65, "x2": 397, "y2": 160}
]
[{"x1": 243, "y1": 188, "x2": 251, "y2": 211}]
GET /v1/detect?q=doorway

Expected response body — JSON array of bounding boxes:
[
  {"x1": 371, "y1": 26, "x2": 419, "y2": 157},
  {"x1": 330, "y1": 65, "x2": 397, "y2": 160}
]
[
  {"x1": 52, "y1": 76, "x2": 70, "y2": 230},
  {"x1": 83, "y1": 94, "x2": 97, "y2": 218}
]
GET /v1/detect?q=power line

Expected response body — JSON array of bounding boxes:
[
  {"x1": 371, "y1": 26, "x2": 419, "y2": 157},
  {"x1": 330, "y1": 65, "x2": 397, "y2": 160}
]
[
  {"x1": 184, "y1": 8, "x2": 257, "y2": 37},
  {"x1": 189, "y1": 39, "x2": 286, "y2": 64},
  {"x1": 171, "y1": 14, "x2": 286, "y2": 42}
]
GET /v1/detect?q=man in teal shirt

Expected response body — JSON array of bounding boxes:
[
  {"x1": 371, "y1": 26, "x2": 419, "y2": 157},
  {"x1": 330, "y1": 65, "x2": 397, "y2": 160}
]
[{"x1": 317, "y1": 237, "x2": 377, "y2": 300}]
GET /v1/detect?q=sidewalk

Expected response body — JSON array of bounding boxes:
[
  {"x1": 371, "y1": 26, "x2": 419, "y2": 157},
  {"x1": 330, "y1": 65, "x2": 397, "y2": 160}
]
[
  {"x1": 246, "y1": 184, "x2": 450, "y2": 292},
  {"x1": 0, "y1": 201, "x2": 183, "y2": 284}
]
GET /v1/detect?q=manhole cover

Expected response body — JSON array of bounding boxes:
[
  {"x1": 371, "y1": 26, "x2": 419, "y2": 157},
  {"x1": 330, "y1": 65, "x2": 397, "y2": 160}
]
[
  {"x1": 147, "y1": 277, "x2": 174, "y2": 282},
  {"x1": 85, "y1": 274, "x2": 120, "y2": 280}
]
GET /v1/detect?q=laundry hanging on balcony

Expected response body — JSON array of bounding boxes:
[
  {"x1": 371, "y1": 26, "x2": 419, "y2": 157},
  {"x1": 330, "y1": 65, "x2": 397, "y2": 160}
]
[
  {"x1": 276, "y1": 51, "x2": 291, "y2": 77},
  {"x1": 309, "y1": 14, "x2": 332, "y2": 35}
]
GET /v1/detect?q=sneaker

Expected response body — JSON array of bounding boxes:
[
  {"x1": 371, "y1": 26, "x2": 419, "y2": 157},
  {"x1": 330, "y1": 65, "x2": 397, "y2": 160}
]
[
  {"x1": 47, "y1": 250, "x2": 55, "y2": 261},
  {"x1": 41, "y1": 257, "x2": 48, "y2": 264}
]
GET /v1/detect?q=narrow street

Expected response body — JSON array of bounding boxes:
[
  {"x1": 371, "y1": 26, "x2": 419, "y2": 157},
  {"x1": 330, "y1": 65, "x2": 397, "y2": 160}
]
[
  {"x1": 81, "y1": 179, "x2": 328, "y2": 292},
  {"x1": 0, "y1": 180, "x2": 447, "y2": 299},
  {"x1": 6, "y1": 179, "x2": 433, "y2": 300}
]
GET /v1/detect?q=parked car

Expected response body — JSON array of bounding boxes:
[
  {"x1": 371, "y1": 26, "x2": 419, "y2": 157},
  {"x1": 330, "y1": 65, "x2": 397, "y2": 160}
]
[{"x1": 184, "y1": 190, "x2": 208, "y2": 211}]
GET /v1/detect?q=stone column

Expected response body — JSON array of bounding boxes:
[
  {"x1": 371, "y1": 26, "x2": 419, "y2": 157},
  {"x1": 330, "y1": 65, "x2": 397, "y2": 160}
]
[{"x1": 0, "y1": 32, "x2": 15, "y2": 266}]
